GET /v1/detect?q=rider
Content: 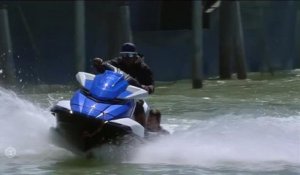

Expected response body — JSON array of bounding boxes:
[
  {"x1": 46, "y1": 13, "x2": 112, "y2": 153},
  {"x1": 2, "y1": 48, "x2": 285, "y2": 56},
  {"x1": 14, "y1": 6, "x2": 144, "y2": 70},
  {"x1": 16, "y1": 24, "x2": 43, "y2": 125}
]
[{"x1": 93, "y1": 42, "x2": 155, "y2": 127}]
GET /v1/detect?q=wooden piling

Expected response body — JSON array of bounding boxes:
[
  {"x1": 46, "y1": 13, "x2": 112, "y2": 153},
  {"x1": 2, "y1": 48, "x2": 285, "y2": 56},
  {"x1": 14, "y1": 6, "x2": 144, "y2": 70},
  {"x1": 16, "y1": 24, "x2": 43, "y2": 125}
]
[
  {"x1": 75, "y1": 0, "x2": 86, "y2": 72},
  {"x1": 107, "y1": 1, "x2": 132, "y2": 59},
  {"x1": 0, "y1": 5, "x2": 16, "y2": 84},
  {"x1": 119, "y1": 2, "x2": 133, "y2": 43},
  {"x1": 192, "y1": 0, "x2": 203, "y2": 88},
  {"x1": 232, "y1": 1, "x2": 247, "y2": 79},
  {"x1": 258, "y1": 2, "x2": 273, "y2": 75},
  {"x1": 219, "y1": 1, "x2": 233, "y2": 79},
  {"x1": 294, "y1": 5, "x2": 300, "y2": 68}
]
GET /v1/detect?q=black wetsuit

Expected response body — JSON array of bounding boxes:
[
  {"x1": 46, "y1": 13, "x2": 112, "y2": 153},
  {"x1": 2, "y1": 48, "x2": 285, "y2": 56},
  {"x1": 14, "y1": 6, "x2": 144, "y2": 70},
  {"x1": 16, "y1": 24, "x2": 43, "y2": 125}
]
[
  {"x1": 94, "y1": 57, "x2": 155, "y2": 125},
  {"x1": 106, "y1": 57, "x2": 155, "y2": 94}
]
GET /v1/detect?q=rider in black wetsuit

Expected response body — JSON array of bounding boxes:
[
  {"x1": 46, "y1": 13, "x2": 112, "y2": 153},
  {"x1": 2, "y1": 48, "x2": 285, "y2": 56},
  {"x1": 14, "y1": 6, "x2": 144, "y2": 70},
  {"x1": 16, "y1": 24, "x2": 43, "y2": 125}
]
[{"x1": 93, "y1": 43, "x2": 155, "y2": 127}]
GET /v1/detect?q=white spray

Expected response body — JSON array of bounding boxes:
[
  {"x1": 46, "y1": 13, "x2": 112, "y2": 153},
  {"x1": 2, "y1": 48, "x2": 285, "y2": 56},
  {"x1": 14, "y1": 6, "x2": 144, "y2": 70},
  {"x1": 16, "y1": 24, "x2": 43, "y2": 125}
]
[
  {"x1": 0, "y1": 87, "x2": 67, "y2": 160},
  {"x1": 131, "y1": 114, "x2": 300, "y2": 171}
]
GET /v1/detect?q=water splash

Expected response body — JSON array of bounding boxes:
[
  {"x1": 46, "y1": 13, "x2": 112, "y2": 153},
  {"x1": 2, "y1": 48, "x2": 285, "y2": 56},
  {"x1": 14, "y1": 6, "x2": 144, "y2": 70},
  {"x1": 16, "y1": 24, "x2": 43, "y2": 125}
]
[
  {"x1": 0, "y1": 87, "x2": 64, "y2": 159},
  {"x1": 130, "y1": 115, "x2": 300, "y2": 171}
]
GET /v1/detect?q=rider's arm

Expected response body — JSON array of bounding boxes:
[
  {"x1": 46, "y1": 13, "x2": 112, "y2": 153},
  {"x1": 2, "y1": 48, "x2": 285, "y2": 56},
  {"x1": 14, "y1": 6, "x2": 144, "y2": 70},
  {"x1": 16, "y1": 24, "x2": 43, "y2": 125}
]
[
  {"x1": 93, "y1": 57, "x2": 122, "y2": 73},
  {"x1": 93, "y1": 57, "x2": 105, "y2": 73},
  {"x1": 93, "y1": 57, "x2": 142, "y2": 88},
  {"x1": 140, "y1": 64, "x2": 155, "y2": 94}
]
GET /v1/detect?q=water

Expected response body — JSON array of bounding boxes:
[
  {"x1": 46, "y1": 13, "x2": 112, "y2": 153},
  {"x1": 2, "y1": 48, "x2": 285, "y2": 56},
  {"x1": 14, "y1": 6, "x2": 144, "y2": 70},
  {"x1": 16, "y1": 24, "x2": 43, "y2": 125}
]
[{"x1": 1, "y1": 71, "x2": 300, "y2": 174}]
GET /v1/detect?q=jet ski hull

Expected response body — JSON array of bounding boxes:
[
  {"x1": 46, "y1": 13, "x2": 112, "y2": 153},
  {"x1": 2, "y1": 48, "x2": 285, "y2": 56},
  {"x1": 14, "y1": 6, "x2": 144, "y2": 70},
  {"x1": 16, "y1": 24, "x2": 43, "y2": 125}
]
[{"x1": 51, "y1": 106, "x2": 134, "y2": 152}]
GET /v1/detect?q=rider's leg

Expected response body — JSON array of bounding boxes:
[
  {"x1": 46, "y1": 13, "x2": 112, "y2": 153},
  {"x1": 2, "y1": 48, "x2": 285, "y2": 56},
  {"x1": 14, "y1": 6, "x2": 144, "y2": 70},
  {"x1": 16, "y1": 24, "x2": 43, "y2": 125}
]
[{"x1": 134, "y1": 100, "x2": 146, "y2": 127}]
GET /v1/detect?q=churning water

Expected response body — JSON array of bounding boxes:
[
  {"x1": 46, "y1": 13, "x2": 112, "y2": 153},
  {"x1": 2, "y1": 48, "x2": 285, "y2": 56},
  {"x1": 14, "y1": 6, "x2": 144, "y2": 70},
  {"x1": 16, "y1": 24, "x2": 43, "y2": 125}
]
[
  {"x1": 0, "y1": 71, "x2": 300, "y2": 174},
  {"x1": 131, "y1": 115, "x2": 300, "y2": 170}
]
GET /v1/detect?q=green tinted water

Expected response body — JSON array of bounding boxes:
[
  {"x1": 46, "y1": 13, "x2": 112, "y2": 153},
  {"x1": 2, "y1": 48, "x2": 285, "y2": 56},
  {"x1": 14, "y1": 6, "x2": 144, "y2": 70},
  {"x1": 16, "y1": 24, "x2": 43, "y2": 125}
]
[{"x1": 0, "y1": 71, "x2": 299, "y2": 175}]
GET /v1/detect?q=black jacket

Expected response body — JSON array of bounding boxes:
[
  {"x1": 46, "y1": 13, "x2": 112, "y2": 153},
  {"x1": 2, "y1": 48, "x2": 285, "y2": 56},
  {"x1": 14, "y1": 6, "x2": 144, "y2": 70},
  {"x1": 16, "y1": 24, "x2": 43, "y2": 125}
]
[{"x1": 103, "y1": 57, "x2": 155, "y2": 94}]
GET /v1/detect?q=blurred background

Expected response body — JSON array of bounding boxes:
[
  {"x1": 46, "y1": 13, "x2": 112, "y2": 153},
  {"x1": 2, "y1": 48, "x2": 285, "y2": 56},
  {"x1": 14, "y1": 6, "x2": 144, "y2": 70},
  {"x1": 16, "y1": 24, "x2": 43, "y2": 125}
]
[{"x1": 0, "y1": 0, "x2": 299, "y2": 86}]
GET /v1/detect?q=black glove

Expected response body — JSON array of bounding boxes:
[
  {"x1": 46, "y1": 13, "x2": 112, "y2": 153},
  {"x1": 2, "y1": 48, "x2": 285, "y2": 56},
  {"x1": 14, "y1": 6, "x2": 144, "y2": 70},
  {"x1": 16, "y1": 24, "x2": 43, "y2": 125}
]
[
  {"x1": 93, "y1": 57, "x2": 103, "y2": 67},
  {"x1": 124, "y1": 74, "x2": 141, "y2": 88},
  {"x1": 141, "y1": 85, "x2": 154, "y2": 94},
  {"x1": 93, "y1": 57, "x2": 105, "y2": 73}
]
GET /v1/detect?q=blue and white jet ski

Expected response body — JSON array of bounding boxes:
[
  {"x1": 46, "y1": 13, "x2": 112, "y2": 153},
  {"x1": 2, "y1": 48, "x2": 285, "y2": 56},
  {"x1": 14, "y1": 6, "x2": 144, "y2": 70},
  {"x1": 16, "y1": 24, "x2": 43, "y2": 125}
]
[{"x1": 50, "y1": 67, "x2": 149, "y2": 153}]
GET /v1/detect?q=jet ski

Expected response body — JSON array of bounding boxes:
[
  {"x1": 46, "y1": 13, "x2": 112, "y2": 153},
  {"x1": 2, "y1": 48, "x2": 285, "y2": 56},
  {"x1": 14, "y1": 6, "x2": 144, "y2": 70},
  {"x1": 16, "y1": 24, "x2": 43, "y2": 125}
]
[{"x1": 50, "y1": 67, "x2": 149, "y2": 153}]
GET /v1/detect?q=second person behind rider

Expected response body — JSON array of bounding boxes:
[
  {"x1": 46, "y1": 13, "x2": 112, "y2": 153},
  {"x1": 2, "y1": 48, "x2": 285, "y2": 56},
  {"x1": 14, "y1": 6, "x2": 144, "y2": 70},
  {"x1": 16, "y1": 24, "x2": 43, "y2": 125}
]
[{"x1": 93, "y1": 42, "x2": 155, "y2": 127}]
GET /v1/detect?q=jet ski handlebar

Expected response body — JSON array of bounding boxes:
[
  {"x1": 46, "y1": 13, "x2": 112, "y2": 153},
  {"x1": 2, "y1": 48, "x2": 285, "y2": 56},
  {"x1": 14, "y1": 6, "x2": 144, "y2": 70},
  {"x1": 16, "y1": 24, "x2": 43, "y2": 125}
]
[
  {"x1": 103, "y1": 63, "x2": 142, "y2": 88},
  {"x1": 93, "y1": 57, "x2": 142, "y2": 88}
]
